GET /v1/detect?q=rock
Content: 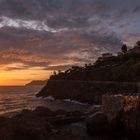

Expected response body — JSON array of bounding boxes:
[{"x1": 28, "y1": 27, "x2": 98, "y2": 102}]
[
  {"x1": 102, "y1": 95, "x2": 124, "y2": 131},
  {"x1": 48, "y1": 131, "x2": 90, "y2": 140},
  {"x1": 102, "y1": 95, "x2": 124, "y2": 121},
  {"x1": 101, "y1": 95, "x2": 140, "y2": 136},
  {"x1": 86, "y1": 112, "x2": 109, "y2": 135},
  {"x1": 49, "y1": 112, "x2": 86, "y2": 126},
  {"x1": 33, "y1": 106, "x2": 56, "y2": 117},
  {"x1": 0, "y1": 112, "x2": 53, "y2": 140},
  {"x1": 86, "y1": 105, "x2": 101, "y2": 115},
  {"x1": 0, "y1": 106, "x2": 89, "y2": 140},
  {"x1": 121, "y1": 99, "x2": 140, "y2": 136}
]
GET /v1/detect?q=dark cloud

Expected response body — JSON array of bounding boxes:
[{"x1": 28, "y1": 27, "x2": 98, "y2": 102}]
[
  {"x1": 133, "y1": 6, "x2": 140, "y2": 13},
  {"x1": 0, "y1": 0, "x2": 139, "y2": 72},
  {"x1": 0, "y1": 27, "x2": 122, "y2": 71}
]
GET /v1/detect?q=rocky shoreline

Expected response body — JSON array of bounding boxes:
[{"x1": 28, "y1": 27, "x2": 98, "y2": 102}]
[
  {"x1": 0, "y1": 106, "x2": 96, "y2": 140},
  {"x1": 0, "y1": 94, "x2": 140, "y2": 140}
]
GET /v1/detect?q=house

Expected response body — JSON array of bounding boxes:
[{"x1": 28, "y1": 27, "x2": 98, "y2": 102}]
[
  {"x1": 98, "y1": 57, "x2": 103, "y2": 61},
  {"x1": 97, "y1": 53, "x2": 113, "y2": 62},
  {"x1": 102, "y1": 53, "x2": 113, "y2": 58}
]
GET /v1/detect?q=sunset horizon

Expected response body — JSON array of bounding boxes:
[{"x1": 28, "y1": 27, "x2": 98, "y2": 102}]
[
  {"x1": 0, "y1": 68, "x2": 51, "y2": 86},
  {"x1": 0, "y1": 1, "x2": 140, "y2": 139},
  {"x1": 0, "y1": 0, "x2": 140, "y2": 86}
]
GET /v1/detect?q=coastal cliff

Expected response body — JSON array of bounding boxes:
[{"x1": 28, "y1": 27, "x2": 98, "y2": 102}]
[
  {"x1": 37, "y1": 80, "x2": 138, "y2": 104},
  {"x1": 37, "y1": 46, "x2": 140, "y2": 103}
]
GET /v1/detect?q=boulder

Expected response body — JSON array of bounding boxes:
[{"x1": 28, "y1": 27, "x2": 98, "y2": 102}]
[
  {"x1": 101, "y1": 95, "x2": 140, "y2": 136},
  {"x1": 102, "y1": 95, "x2": 124, "y2": 131},
  {"x1": 0, "y1": 106, "x2": 89, "y2": 140},
  {"x1": 121, "y1": 100, "x2": 140, "y2": 136},
  {"x1": 86, "y1": 105, "x2": 101, "y2": 115},
  {"x1": 86, "y1": 112, "x2": 109, "y2": 135},
  {"x1": 0, "y1": 113, "x2": 53, "y2": 140},
  {"x1": 33, "y1": 106, "x2": 56, "y2": 117}
]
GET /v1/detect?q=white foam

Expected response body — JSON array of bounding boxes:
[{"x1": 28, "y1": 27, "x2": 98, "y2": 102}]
[
  {"x1": 44, "y1": 96, "x2": 55, "y2": 101},
  {"x1": 63, "y1": 99, "x2": 88, "y2": 106}
]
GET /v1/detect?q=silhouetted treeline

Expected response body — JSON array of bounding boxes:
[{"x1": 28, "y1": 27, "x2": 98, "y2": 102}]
[{"x1": 50, "y1": 42, "x2": 140, "y2": 82}]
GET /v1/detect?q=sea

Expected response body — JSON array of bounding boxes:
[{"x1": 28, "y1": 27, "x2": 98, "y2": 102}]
[{"x1": 0, "y1": 86, "x2": 89, "y2": 117}]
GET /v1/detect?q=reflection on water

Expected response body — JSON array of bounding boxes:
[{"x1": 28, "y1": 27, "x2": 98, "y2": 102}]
[
  {"x1": 0, "y1": 86, "x2": 45, "y2": 115},
  {"x1": 0, "y1": 86, "x2": 89, "y2": 116},
  {"x1": 0, "y1": 86, "x2": 127, "y2": 140}
]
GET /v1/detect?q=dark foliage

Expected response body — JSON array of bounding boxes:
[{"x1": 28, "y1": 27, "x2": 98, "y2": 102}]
[
  {"x1": 121, "y1": 44, "x2": 127, "y2": 53},
  {"x1": 50, "y1": 45, "x2": 140, "y2": 82}
]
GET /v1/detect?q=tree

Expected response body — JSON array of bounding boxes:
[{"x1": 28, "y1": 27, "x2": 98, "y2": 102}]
[
  {"x1": 58, "y1": 70, "x2": 62, "y2": 74},
  {"x1": 136, "y1": 41, "x2": 140, "y2": 47},
  {"x1": 121, "y1": 44, "x2": 127, "y2": 53},
  {"x1": 53, "y1": 71, "x2": 57, "y2": 75}
]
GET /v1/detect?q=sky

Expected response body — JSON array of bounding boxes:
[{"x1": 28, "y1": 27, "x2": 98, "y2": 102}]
[{"x1": 0, "y1": 0, "x2": 140, "y2": 85}]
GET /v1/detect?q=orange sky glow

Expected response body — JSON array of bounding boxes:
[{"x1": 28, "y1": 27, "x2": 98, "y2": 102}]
[{"x1": 0, "y1": 68, "x2": 52, "y2": 86}]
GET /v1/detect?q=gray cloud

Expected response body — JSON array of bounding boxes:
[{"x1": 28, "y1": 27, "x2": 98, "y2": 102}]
[
  {"x1": 0, "y1": 27, "x2": 122, "y2": 71},
  {"x1": 0, "y1": 0, "x2": 139, "y2": 71}
]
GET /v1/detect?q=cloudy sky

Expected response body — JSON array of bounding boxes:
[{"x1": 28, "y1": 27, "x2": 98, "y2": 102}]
[{"x1": 0, "y1": 0, "x2": 140, "y2": 85}]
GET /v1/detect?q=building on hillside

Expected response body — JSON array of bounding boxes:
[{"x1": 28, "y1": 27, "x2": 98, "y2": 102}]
[
  {"x1": 102, "y1": 53, "x2": 113, "y2": 58},
  {"x1": 97, "y1": 53, "x2": 113, "y2": 62},
  {"x1": 97, "y1": 57, "x2": 103, "y2": 61}
]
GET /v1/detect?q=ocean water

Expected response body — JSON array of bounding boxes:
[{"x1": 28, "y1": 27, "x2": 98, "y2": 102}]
[
  {"x1": 0, "y1": 86, "x2": 89, "y2": 116},
  {"x1": 0, "y1": 86, "x2": 45, "y2": 116}
]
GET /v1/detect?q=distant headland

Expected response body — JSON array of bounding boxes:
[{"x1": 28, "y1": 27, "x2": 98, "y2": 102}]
[{"x1": 25, "y1": 80, "x2": 47, "y2": 86}]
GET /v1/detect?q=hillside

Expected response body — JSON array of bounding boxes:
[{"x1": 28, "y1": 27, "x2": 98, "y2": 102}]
[
  {"x1": 25, "y1": 80, "x2": 47, "y2": 86},
  {"x1": 37, "y1": 46, "x2": 140, "y2": 103},
  {"x1": 48, "y1": 47, "x2": 140, "y2": 82}
]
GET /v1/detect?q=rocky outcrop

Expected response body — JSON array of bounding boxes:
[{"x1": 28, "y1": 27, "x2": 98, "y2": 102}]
[
  {"x1": 0, "y1": 106, "x2": 91, "y2": 140},
  {"x1": 0, "y1": 110, "x2": 53, "y2": 140},
  {"x1": 102, "y1": 95, "x2": 124, "y2": 130},
  {"x1": 86, "y1": 112, "x2": 109, "y2": 135},
  {"x1": 102, "y1": 95, "x2": 140, "y2": 136},
  {"x1": 1, "y1": 96, "x2": 140, "y2": 139},
  {"x1": 85, "y1": 95, "x2": 140, "y2": 138},
  {"x1": 37, "y1": 80, "x2": 138, "y2": 104},
  {"x1": 121, "y1": 96, "x2": 140, "y2": 137}
]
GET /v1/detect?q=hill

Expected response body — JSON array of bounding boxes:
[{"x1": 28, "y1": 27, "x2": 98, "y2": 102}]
[
  {"x1": 37, "y1": 45, "x2": 140, "y2": 103},
  {"x1": 25, "y1": 80, "x2": 47, "y2": 86},
  {"x1": 47, "y1": 47, "x2": 140, "y2": 82}
]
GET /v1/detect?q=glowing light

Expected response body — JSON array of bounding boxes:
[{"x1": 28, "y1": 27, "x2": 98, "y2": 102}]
[{"x1": 0, "y1": 68, "x2": 52, "y2": 86}]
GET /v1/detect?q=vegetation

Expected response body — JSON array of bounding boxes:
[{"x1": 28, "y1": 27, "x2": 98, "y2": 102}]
[
  {"x1": 121, "y1": 44, "x2": 127, "y2": 53},
  {"x1": 50, "y1": 41, "x2": 140, "y2": 82},
  {"x1": 136, "y1": 41, "x2": 140, "y2": 48}
]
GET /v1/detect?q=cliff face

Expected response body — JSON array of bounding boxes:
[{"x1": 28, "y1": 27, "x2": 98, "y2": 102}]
[
  {"x1": 37, "y1": 49, "x2": 140, "y2": 103},
  {"x1": 37, "y1": 80, "x2": 138, "y2": 104}
]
